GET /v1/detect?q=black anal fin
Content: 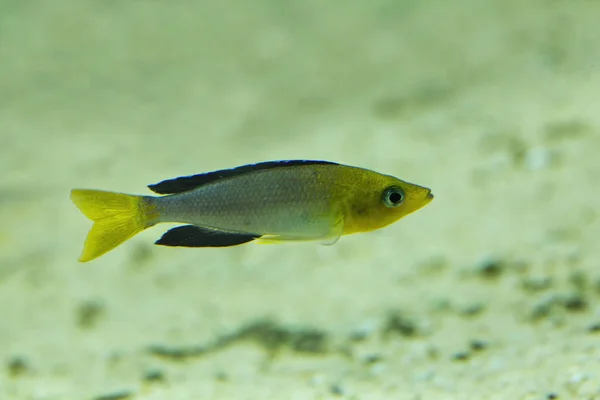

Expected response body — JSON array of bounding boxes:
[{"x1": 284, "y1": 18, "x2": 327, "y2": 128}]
[{"x1": 155, "y1": 225, "x2": 260, "y2": 248}]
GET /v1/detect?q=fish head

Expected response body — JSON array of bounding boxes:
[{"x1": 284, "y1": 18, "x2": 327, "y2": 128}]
[{"x1": 342, "y1": 173, "x2": 433, "y2": 234}]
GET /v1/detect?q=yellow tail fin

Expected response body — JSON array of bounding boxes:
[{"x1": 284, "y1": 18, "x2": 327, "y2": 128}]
[{"x1": 70, "y1": 189, "x2": 158, "y2": 262}]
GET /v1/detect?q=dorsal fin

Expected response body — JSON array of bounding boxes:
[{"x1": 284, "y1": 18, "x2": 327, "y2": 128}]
[{"x1": 148, "y1": 160, "x2": 337, "y2": 195}]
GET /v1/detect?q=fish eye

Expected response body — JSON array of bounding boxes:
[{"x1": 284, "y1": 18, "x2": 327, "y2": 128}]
[{"x1": 382, "y1": 186, "x2": 405, "y2": 207}]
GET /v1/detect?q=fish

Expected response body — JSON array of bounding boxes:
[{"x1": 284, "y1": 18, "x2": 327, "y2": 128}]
[{"x1": 70, "y1": 160, "x2": 433, "y2": 262}]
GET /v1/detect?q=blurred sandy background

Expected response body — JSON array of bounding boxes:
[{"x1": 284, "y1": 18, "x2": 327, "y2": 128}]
[{"x1": 1, "y1": 0, "x2": 600, "y2": 399}]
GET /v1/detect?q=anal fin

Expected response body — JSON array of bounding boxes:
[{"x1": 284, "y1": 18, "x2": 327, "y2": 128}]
[{"x1": 155, "y1": 225, "x2": 259, "y2": 248}]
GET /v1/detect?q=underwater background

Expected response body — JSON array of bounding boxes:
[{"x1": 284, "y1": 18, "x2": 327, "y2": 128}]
[{"x1": 2, "y1": 0, "x2": 600, "y2": 399}]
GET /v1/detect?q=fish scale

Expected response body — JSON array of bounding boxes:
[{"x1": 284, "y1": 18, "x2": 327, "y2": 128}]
[{"x1": 70, "y1": 160, "x2": 433, "y2": 262}]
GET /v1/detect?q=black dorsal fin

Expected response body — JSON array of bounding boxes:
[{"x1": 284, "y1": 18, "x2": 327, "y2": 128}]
[
  {"x1": 148, "y1": 160, "x2": 337, "y2": 195},
  {"x1": 155, "y1": 225, "x2": 260, "y2": 247}
]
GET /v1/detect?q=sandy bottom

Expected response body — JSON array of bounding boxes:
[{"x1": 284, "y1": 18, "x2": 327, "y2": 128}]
[{"x1": 1, "y1": 0, "x2": 600, "y2": 399}]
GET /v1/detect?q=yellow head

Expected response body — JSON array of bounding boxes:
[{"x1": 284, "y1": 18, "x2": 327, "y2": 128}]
[{"x1": 340, "y1": 169, "x2": 433, "y2": 235}]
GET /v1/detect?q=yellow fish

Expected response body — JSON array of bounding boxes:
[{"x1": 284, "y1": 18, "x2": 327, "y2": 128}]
[{"x1": 70, "y1": 160, "x2": 433, "y2": 262}]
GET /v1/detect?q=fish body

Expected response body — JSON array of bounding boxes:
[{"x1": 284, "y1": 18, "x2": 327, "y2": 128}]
[{"x1": 71, "y1": 160, "x2": 433, "y2": 262}]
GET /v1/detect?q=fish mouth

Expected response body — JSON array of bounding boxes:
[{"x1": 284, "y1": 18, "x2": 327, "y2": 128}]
[{"x1": 425, "y1": 190, "x2": 434, "y2": 202}]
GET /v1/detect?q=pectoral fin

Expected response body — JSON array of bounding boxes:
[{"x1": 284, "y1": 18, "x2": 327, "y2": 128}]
[
  {"x1": 318, "y1": 214, "x2": 344, "y2": 246},
  {"x1": 155, "y1": 225, "x2": 260, "y2": 247}
]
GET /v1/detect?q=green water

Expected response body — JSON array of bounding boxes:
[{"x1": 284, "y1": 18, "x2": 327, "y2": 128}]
[{"x1": 1, "y1": 1, "x2": 599, "y2": 398}]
